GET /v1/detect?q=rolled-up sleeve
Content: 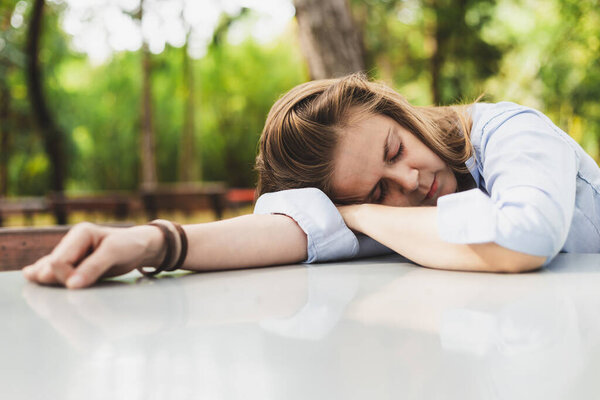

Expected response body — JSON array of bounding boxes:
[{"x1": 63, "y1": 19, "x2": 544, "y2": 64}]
[
  {"x1": 254, "y1": 188, "x2": 359, "y2": 263},
  {"x1": 437, "y1": 109, "x2": 578, "y2": 266}
]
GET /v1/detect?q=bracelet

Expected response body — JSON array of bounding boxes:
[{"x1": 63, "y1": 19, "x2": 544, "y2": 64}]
[
  {"x1": 170, "y1": 221, "x2": 188, "y2": 270},
  {"x1": 137, "y1": 220, "x2": 188, "y2": 276},
  {"x1": 137, "y1": 221, "x2": 176, "y2": 277},
  {"x1": 160, "y1": 219, "x2": 181, "y2": 268}
]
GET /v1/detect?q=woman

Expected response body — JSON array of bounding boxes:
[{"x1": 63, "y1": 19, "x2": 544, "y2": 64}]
[{"x1": 22, "y1": 74, "x2": 600, "y2": 289}]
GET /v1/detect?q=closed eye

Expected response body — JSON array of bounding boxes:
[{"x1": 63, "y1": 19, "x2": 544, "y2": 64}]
[
  {"x1": 371, "y1": 128, "x2": 403, "y2": 204},
  {"x1": 377, "y1": 142, "x2": 403, "y2": 203},
  {"x1": 387, "y1": 142, "x2": 403, "y2": 164}
]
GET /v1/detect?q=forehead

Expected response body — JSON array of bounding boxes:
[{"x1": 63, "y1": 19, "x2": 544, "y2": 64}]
[{"x1": 331, "y1": 113, "x2": 392, "y2": 202}]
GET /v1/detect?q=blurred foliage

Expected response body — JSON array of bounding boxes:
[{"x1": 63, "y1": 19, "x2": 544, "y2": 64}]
[
  {"x1": 352, "y1": 0, "x2": 502, "y2": 104},
  {"x1": 0, "y1": 0, "x2": 598, "y2": 196},
  {"x1": 0, "y1": 1, "x2": 306, "y2": 194}
]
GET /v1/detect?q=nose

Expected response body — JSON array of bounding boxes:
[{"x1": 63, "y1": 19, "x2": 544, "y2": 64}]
[{"x1": 384, "y1": 164, "x2": 419, "y2": 195}]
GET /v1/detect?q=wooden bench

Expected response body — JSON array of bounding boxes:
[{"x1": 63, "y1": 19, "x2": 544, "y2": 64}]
[
  {"x1": 0, "y1": 184, "x2": 233, "y2": 271},
  {"x1": 0, "y1": 194, "x2": 139, "y2": 227},
  {"x1": 48, "y1": 193, "x2": 138, "y2": 221},
  {"x1": 141, "y1": 182, "x2": 227, "y2": 221},
  {"x1": 0, "y1": 197, "x2": 50, "y2": 226},
  {"x1": 1, "y1": 184, "x2": 233, "y2": 226}
]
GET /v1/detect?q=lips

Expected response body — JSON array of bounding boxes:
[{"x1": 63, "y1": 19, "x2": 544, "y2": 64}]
[{"x1": 425, "y1": 176, "x2": 438, "y2": 200}]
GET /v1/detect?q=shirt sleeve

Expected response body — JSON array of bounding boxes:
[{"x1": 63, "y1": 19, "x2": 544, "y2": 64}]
[
  {"x1": 437, "y1": 110, "x2": 578, "y2": 266},
  {"x1": 355, "y1": 234, "x2": 395, "y2": 258},
  {"x1": 253, "y1": 188, "x2": 359, "y2": 263},
  {"x1": 254, "y1": 188, "x2": 394, "y2": 263}
]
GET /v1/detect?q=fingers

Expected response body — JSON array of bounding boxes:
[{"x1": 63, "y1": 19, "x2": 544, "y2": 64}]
[
  {"x1": 65, "y1": 238, "x2": 117, "y2": 289},
  {"x1": 23, "y1": 222, "x2": 109, "y2": 287},
  {"x1": 65, "y1": 227, "x2": 160, "y2": 288},
  {"x1": 51, "y1": 222, "x2": 106, "y2": 272},
  {"x1": 23, "y1": 256, "x2": 59, "y2": 286},
  {"x1": 42, "y1": 254, "x2": 73, "y2": 284},
  {"x1": 23, "y1": 223, "x2": 146, "y2": 289}
]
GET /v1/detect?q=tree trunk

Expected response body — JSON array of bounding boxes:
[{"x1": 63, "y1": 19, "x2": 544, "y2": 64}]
[
  {"x1": 0, "y1": 79, "x2": 9, "y2": 196},
  {"x1": 0, "y1": 8, "x2": 12, "y2": 196},
  {"x1": 26, "y1": 0, "x2": 67, "y2": 224},
  {"x1": 425, "y1": 0, "x2": 445, "y2": 105},
  {"x1": 430, "y1": 11, "x2": 443, "y2": 105},
  {"x1": 138, "y1": 0, "x2": 157, "y2": 190},
  {"x1": 293, "y1": 0, "x2": 365, "y2": 79},
  {"x1": 178, "y1": 40, "x2": 200, "y2": 183}
]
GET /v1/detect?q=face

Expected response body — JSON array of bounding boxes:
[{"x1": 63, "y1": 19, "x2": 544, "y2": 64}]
[{"x1": 331, "y1": 113, "x2": 457, "y2": 207}]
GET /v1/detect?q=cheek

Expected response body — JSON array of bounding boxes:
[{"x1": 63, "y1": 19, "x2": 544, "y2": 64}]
[{"x1": 444, "y1": 170, "x2": 458, "y2": 194}]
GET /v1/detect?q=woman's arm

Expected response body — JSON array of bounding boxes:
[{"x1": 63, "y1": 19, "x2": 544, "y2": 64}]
[
  {"x1": 23, "y1": 214, "x2": 307, "y2": 289},
  {"x1": 181, "y1": 214, "x2": 307, "y2": 270},
  {"x1": 338, "y1": 204, "x2": 546, "y2": 273}
]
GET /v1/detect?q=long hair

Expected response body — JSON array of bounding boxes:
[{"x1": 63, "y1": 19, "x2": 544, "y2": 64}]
[{"x1": 255, "y1": 73, "x2": 475, "y2": 199}]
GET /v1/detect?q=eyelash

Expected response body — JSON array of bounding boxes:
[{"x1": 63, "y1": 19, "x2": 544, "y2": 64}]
[
  {"x1": 376, "y1": 143, "x2": 404, "y2": 203},
  {"x1": 387, "y1": 142, "x2": 403, "y2": 165}
]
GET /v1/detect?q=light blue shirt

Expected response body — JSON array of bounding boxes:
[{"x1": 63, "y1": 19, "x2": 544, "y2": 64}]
[{"x1": 254, "y1": 102, "x2": 600, "y2": 266}]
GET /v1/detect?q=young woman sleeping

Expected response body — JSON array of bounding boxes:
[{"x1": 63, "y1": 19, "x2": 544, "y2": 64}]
[{"x1": 22, "y1": 74, "x2": 600, "y2": 288}]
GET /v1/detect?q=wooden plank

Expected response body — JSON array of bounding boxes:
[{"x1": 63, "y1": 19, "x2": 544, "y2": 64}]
[
  {"x1": 49, "y1": 195, "x2": 134, "y2": 219},
  {"x1": 0, "y1": 223, "x2": 134, "y2": 271},
  {"x1": 0, "y1": 226, "x2": 69, "y2": 271}
]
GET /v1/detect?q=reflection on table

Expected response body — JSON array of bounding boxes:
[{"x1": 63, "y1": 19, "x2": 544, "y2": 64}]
[{"x1": 2, "y1": 253, "x2": 600, "y2": 400}]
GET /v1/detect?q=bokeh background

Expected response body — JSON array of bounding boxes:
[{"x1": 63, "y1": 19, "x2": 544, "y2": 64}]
[{"x1": 0, "y1": 0, "x2": 599, "y2": 225}]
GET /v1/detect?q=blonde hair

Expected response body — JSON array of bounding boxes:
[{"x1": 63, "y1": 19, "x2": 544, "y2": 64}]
[{"x1": 255, "y1": 73, "x2": 475, "y2": 200}]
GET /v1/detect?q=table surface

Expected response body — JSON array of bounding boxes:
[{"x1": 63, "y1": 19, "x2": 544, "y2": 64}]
[{"x1": 2, "y1": 253, "x2": 600, "y2": 400}]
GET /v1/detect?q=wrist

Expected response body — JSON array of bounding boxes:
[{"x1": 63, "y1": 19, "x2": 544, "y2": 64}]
[
  {"x1": 338, "y1": 203, "x2": 370, "y2": 232},
  {"x1": 133, "y1": 225, "x2": 167, "y2": 266}
]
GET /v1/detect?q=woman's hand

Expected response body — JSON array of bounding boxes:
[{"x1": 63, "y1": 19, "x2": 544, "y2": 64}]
[{"x1": 22, "y1": 222, "x2": 165, "y2": 289}]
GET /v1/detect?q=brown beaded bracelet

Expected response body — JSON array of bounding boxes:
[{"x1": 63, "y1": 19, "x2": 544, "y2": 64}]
[
  {"x1": 169, "y1": 221, "x2": 188, "y2": 271},
  {"x1": 137, "y1": 221, "x2": 176, "y2": 277}
]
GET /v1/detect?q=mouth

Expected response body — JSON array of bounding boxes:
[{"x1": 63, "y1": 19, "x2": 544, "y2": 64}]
[{"x1": 425, "y1": 175, "x2": 438, "y2": 201}]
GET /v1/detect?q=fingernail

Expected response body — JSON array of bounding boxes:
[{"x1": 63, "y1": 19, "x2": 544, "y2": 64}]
[{"x1": 67, "y1": 275, "x2": 84, "y2": 289}]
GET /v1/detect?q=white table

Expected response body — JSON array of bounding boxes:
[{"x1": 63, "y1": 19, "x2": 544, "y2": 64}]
[{"x1": 2, "y1": 254, "x2": 600, "y2": 400}]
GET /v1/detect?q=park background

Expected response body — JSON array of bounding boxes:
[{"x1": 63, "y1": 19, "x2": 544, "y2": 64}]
[{"x1": 0, "y1": 0, "x2": 599, "y2": 225}]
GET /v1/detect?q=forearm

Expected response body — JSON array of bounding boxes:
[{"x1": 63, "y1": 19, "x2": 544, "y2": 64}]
[
  {"x1": 340, "y1": 204, "x2": 545, "y2": 272},
  {"x1": 178, "y1": 214, "x2": 307, "y2": 271}
]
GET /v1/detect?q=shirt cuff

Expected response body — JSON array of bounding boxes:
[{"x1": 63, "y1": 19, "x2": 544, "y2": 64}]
[
  {"x1": 437, "y1": 188, "x2": 497, "y2": 244},
  {"x1": 254, "y1": 188, "x2": 359, "y2": 263},
  {"x1": 437, "y1": 188, "x2": 554, "y2": 266}
]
